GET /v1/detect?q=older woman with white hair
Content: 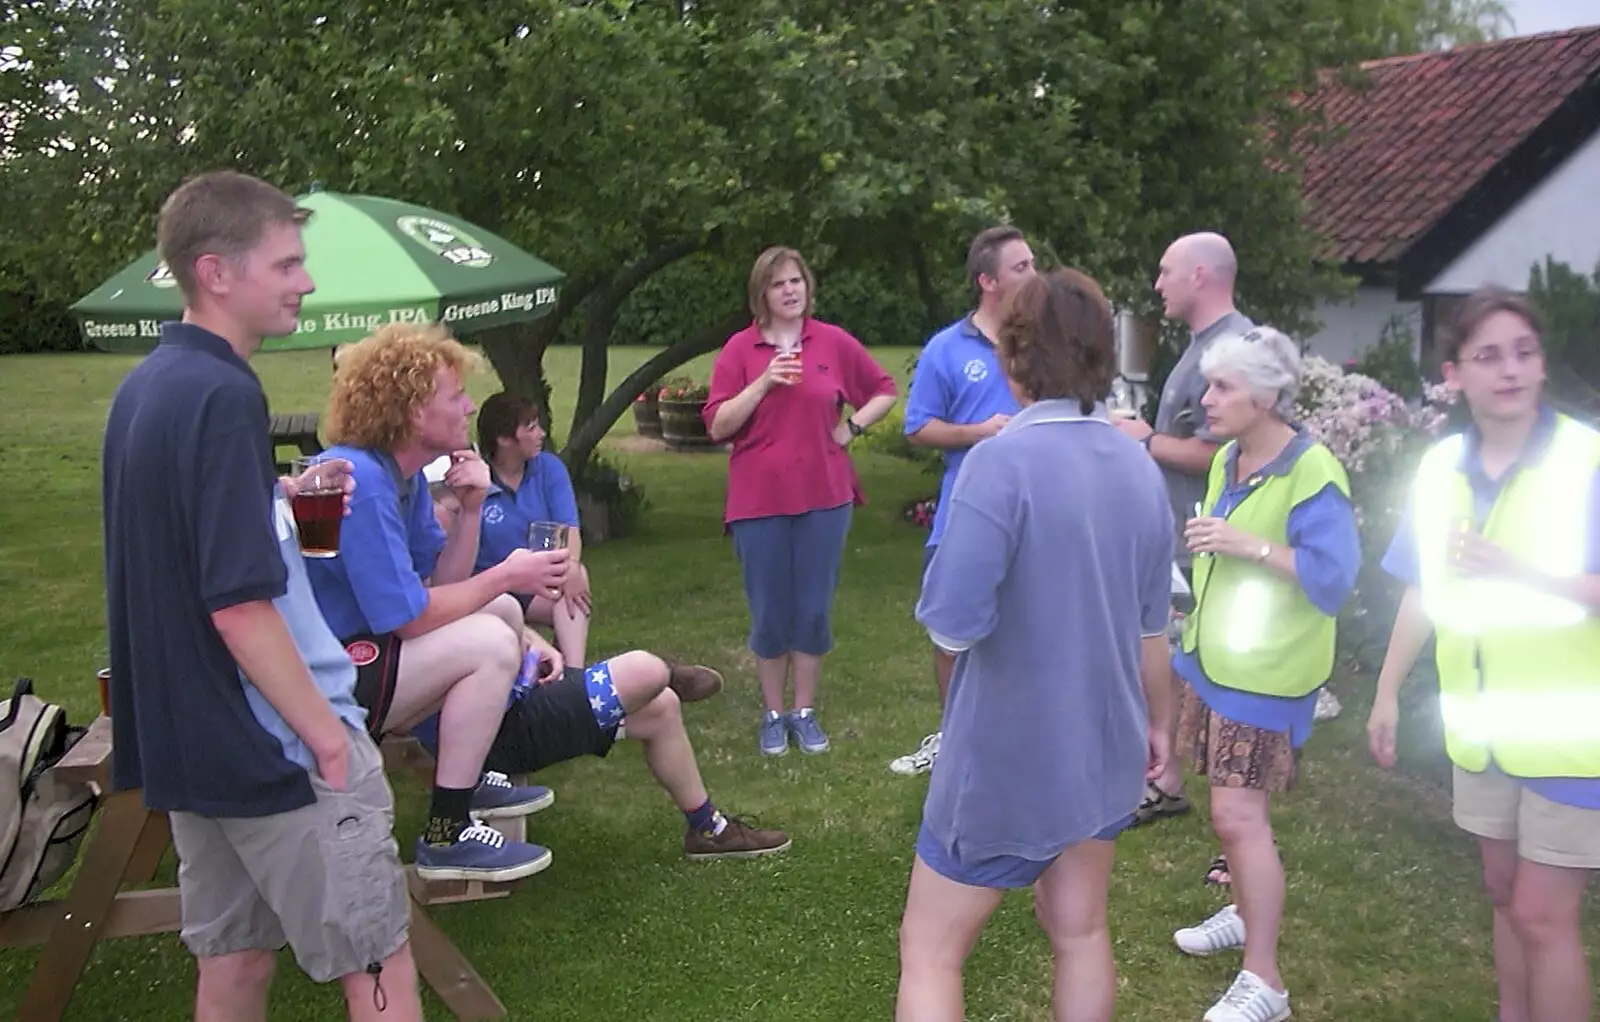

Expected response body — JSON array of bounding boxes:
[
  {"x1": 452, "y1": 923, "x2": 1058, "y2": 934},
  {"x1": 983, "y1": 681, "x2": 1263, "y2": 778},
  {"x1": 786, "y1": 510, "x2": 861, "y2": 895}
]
[{"x1": 1167, "y1": 326, "x2": 1360, "y2": 1022}]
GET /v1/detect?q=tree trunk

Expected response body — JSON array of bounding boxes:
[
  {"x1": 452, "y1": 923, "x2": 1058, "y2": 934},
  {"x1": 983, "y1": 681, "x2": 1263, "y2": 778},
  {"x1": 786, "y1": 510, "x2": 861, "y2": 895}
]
[
  {"x1": 909, "y1": 239, "x2": 952, "y2": 335},
  {"x1": 561, "y1": 307, "x2": 746, "y2": 473},
  {"x1": 570, "y1": 237, "x2": 706, "y2": 439},
  {"x1": 474, "y1": 276, "x2": 598, "y2": 437}
]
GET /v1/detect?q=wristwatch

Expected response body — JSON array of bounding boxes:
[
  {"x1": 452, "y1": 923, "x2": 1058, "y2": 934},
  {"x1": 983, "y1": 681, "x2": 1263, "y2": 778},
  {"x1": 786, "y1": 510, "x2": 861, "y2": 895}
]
[
  {"x1": 1255, "y1": 542, "x2": 1272, "y2": 563},
  {"x1": 846, "y1": 418, "x2": 866, "y2": 438}
]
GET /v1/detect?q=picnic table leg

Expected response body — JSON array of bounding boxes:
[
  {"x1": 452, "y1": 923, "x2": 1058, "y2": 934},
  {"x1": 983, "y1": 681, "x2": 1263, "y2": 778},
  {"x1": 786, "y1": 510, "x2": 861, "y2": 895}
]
[
  {"x1": 17, "y1": 791, "x2": 166, "y2": 1022},
  {"x1": 123, "y1": 811, "x2": 170, "y2": 884},
  {"x1": 406, "y1": 895, "x2": 507, "y2": 1020}
]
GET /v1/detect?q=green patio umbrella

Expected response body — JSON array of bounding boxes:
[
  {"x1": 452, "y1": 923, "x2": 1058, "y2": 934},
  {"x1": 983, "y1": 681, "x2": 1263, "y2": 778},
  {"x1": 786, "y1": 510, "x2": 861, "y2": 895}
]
[{"x1": 72, "y1": 190, "x2": 565, "y2": 353}]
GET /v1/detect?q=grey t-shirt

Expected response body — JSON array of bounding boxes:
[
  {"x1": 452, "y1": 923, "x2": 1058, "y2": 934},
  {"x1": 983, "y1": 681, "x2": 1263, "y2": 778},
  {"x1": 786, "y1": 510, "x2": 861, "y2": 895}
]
[
  {"x1": 1154, "y1": 309, "x2": 1255, "y2": 566},
  {"x1": 915, "y1": 400, "x2": 1173, "y2": 861}
]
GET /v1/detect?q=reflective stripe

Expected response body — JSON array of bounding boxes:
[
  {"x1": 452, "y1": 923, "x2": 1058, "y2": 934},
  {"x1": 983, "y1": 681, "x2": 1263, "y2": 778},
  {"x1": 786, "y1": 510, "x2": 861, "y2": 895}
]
[
  {"x1": 1414, "y1": 430, "x2": 1591, "y2": 634},
  {"x1": 1224, "y1": 579, "x2": 1271, "y2": 654},
  {"x1": 1440, "y1": 691, "x2": 1600, "y2": 745}
]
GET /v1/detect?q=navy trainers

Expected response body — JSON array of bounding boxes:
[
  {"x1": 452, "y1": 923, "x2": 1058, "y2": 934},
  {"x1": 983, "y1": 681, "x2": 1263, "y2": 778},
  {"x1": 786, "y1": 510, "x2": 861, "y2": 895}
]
[
  {"x1": 413, "y1": 825, "x2": 553, "y2": 883},
  {"x1": 787, "y1": 708, "x2": 830, "y2": 754},
  {"x1": 759, "y1": 711, "x2": 789, "y2": 756},
  {"x1": 471, "y1": 770, "x2": 554, "y2": 819}
]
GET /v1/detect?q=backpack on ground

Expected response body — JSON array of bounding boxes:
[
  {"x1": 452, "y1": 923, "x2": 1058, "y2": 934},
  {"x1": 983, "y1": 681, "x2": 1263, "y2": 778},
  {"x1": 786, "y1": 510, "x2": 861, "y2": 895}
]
[{"x1": 0, "y1": 677, "x2": 99, "y2": 912}]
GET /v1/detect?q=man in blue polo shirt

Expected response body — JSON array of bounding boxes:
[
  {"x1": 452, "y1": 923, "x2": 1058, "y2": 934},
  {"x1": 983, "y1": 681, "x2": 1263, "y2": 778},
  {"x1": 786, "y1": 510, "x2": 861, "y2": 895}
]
[
  {"x1": 890, "y1": 225, "x2": 1036, "y2": 777},
  {"x1": 307, "y1": 330, "x2": 565, "y2": 883},
  {"x1": 316, "y1": 327, "x2": 792, "y2": 862},
  {"x1": 102, "y1": 171, "x2": 423, "y2": 1019}
]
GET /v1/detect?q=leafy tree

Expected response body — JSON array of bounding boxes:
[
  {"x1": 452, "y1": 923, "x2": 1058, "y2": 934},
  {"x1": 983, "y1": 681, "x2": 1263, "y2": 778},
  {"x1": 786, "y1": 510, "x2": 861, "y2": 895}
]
[
  {"x1": 1527, "y1": 256, "x2": 1600, "y2": 417},
  {"x1": 4, "y1": 0, "x2": 1509, "y2": 465}
]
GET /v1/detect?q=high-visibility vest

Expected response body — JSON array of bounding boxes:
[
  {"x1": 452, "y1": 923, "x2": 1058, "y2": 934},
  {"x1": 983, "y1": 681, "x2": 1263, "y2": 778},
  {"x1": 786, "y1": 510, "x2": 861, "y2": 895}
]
[
  {"x1": 1181, "y1": 440, "x2": 1349, "y2": 697},
  {"x1": 1413, "y1": 414, "x2": 1600, "y2": 777}
]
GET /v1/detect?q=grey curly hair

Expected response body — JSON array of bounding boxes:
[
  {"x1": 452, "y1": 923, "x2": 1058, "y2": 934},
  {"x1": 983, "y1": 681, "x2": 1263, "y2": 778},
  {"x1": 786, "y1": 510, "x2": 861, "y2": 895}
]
[{"x1": 1198, "y1": 326, "x2": 1302, "y2": 418}]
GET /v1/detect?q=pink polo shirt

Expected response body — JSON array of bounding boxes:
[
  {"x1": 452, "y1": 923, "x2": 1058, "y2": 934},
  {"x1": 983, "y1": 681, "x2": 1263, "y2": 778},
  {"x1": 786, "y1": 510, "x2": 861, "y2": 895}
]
[{"x1": 703, "y1": 318, "x2": 898, "y2": 525}]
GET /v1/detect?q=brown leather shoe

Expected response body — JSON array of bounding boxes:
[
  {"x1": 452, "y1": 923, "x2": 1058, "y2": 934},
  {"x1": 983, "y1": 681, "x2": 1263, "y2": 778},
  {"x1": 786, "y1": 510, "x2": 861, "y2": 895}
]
[
  {"x1": 667, "y1": 663, "x2": 723, "y2": 703},
  {"x1": 684, "y1": 815, "x2": 791, "y2": 860}
]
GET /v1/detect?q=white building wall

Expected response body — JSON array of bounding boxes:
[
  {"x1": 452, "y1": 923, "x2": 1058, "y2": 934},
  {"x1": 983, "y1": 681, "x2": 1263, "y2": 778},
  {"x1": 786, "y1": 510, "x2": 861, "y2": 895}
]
[
  {"x1": 1427, "y1": 127, "x2": 1600, "y2": 294},
  {"x1": 1304, "y1": 285, "x2": 1422, "y2": 364}
]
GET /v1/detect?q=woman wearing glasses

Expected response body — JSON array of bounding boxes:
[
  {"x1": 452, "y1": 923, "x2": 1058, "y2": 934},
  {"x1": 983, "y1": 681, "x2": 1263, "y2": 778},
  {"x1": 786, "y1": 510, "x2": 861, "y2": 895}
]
[
  {"x1": 1369, "y1": 287, "x2": 1600, "y2": 1022},
  {"x1": 1169, "y1": 326, "x2": 1360, "y2": 1022}
]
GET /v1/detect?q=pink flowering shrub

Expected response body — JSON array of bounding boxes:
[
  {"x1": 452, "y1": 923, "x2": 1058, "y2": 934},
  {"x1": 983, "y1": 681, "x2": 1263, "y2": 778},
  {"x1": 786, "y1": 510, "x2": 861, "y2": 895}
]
[{"x1": 1293, "y1": 355, "x2": 1453, "y2": 473}]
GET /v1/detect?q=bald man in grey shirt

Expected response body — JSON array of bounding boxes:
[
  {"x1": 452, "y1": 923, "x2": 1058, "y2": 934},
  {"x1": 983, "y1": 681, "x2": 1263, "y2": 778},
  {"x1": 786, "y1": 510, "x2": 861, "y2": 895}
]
[{"x1": 1114, "y1": 231, "x2": 1254, "y2": 831}]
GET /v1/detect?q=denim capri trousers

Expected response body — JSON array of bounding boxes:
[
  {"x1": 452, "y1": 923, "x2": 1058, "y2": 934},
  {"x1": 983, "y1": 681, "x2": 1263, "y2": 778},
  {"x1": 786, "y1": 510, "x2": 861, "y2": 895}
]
[{"x1": 729, "y1": 503, "x2": 852, "y2": 658}]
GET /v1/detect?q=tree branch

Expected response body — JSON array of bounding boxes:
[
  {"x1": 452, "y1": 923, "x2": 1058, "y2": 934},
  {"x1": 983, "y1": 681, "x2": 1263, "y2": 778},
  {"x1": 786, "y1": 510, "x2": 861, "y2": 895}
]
[
  {"x1": 561, "y1": 306, "x2": 747, "y2": 472},
  {"x1": 572, "y1": 235, "x2": 709, "y2": 436}
]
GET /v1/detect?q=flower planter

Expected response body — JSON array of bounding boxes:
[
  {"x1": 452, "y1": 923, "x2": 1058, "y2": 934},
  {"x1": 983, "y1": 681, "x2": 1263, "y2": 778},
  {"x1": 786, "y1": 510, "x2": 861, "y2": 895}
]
[
  {"x1": 632, "y1": 395, "x2": 662, "y2": 439},
  {"x1": 658, "y1": 398, "x2": 714, "y2": 448}
]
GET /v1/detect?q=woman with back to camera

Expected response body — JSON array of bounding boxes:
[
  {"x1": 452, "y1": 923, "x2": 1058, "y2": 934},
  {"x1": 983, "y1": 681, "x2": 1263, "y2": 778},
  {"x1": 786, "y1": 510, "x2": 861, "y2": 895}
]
[
  {"x1": 703, "y1": 246, "x2": 898, "y2": 758},
  {"x1": 1168, "y1": 326, "x2": 1360, "y2": 1022},
  {"x1": 896, "y1": 267, "x2": 1176, "y2": 1022}
]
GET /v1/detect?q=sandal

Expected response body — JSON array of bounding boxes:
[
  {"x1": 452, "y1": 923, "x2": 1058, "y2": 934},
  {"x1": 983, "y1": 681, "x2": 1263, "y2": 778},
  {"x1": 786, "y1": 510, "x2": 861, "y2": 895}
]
[
  {"x1": 1203, "y1": 854, "x2": 1232, "y2": 887},
  {"x1": 1132, "y1": 782, "x2": 1191, "y2": 826}
]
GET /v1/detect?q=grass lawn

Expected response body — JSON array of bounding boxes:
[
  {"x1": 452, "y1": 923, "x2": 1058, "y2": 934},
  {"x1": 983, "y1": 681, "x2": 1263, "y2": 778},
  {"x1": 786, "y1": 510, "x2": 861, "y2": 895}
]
[{"x1": 0, "y1": 345, "x2": 1590, "y2": 1020}]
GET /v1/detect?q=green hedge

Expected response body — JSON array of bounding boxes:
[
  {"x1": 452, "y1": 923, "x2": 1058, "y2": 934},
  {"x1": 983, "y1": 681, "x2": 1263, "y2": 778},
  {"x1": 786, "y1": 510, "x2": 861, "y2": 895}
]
[{"x1": 0, "y1": 290, "x2": 81, "y2": 355}]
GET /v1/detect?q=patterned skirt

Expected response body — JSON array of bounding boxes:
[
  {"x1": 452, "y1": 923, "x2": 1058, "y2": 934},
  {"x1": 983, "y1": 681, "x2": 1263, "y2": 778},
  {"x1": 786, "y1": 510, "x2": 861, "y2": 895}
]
[{"x1": 1176, "y1": 683, "x2": 1300, "y2": 793}]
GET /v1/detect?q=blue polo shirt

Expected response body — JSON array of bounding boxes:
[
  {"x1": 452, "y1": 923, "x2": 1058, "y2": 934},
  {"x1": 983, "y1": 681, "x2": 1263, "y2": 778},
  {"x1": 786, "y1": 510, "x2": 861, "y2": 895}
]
[
  {"x1": 306, "y1": 446, "x2": 446, "y2": 639},
  {"x1": 1382, "y1": 406, "x2": 1600, "y2": 808},
  {"x1": 1171, "y1": 431, "x2": 1362, "y2": 748},
  {"x1": 904, "y1": 315, "x2": 1021, "y2": 546},
  {"x1": 473, "y1": 453, "x2": 580, "y2": 574},
  {"x1": 103, "y1": 322, "x2": 360, "y2": 816}
]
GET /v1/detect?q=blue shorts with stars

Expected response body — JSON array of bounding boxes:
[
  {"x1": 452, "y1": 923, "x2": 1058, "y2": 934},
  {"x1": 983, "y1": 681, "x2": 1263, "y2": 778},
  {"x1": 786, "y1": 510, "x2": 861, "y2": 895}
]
[
  {"x1": 416, "y1": 658, "x2": 630, "y2": 776},
  {"x1": 579, "y1": 660, "x2": 626, "y2": 731}
]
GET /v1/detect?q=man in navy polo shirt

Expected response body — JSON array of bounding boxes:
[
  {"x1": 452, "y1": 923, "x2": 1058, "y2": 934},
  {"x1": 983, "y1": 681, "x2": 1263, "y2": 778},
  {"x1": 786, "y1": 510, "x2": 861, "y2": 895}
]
[
  {"x1": 890, "y1": 225, "x2": 1036, "y2": 777},
  {"x1": 102, "y1": 171, "x2": 423, "y2": 1019}
]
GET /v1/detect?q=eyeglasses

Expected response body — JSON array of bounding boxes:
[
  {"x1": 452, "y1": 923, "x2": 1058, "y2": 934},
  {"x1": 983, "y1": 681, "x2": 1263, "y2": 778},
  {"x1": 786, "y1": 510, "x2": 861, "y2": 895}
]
[{"x1": 1460, "y1": 346, "x2": 1543, "y2": 368}]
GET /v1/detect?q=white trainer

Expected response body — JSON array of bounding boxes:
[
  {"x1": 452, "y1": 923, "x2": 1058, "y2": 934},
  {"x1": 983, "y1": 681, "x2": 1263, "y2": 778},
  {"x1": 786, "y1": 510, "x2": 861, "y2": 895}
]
[
  {"x1": 1203, "y1": 969, "x2": 1291, "y2": 1022},
  {"x1": 1174, "y1": 903, "x2": 1247, "y2": 956},
  {"x1": 1313, "y1": 687, "x2": 1342, "y2": 721},
  {"x1": 889, "y1": 732, "x2": 941, "y2": 775}
]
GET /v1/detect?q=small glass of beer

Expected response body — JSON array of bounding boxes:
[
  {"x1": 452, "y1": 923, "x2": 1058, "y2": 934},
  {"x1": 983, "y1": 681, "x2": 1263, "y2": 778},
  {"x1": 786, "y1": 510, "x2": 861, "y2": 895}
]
[
  {"x1": 527, "y1": 521, "x2": 570, "y2": 552},
  {"x1": 96, "y1": 668, "x2": 112, "y2": 718},
  {"x1": 290, "y1": 455, "x2": 344, "y2": 558}
]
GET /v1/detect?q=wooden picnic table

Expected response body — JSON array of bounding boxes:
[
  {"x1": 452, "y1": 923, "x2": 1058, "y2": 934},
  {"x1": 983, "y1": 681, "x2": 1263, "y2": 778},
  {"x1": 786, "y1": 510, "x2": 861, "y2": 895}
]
[
  {"x1": 0, "y1": 717, "x2": 516, "y2": 1021},
  {"x1": 269, "y1": 411, "x2": 324, "y2": 474}
]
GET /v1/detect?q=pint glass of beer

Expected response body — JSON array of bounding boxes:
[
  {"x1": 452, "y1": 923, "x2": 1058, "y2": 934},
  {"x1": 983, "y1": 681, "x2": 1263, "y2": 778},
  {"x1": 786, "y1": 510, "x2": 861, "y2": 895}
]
[{"x1": 290, "y1": 456, "x2": 344, "y2": 558}]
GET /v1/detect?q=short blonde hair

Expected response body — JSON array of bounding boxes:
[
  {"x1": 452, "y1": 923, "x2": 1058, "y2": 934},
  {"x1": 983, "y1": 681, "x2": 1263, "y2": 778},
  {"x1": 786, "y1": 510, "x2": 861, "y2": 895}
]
[
  {"x1": 325, "y1": 322, "x2": 482, "y2": 450},
  {"x1": 157, "y1": 172, "x2": 310, "y2": 302},
  {"x1": 747, "y1": 246, "x2": 816, "y2": 326}
]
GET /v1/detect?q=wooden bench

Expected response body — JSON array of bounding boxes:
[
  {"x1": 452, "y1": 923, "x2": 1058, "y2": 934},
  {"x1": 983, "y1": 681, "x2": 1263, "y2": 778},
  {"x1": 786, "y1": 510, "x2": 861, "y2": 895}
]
[
  {"x1": 269, "y1": 411, "x2": 324, "y2": 474},
  {"x1": 0, "y1": 718, "x2": 514, "y2": 1021}
]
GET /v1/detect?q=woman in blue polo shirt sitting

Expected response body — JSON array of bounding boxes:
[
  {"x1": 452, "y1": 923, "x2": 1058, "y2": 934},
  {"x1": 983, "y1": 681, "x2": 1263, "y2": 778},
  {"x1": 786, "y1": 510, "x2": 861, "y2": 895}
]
[
  {"x1": 1168, "y1": 326, "x2": 1360, "y2": 1022},
  {"x1": 472, "y1": 392, "x2": 592, "y2": 667}
]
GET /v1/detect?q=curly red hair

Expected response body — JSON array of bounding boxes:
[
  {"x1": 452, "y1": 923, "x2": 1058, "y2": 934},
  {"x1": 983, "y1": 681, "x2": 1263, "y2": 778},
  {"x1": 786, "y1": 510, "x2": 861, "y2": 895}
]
[{"x1": 325, "y1": 323, "x2": 482, "y2": 450}]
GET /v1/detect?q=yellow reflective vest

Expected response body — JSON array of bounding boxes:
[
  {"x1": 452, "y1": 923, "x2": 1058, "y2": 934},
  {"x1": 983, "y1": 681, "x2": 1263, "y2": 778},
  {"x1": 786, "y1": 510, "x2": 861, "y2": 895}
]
[
  {"x1": 1181, "y1": 440, "x2": 1349, "y2": 698},
  {"x1": 1413, "y1": 413, "x2": 1600, "y2": 777}
]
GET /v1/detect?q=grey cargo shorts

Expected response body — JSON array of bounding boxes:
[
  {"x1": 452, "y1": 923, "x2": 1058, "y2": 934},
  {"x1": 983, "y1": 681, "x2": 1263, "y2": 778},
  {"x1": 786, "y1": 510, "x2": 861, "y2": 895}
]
[{"x1": 168, "y1": 725, "x2": 409, "y2": 982}]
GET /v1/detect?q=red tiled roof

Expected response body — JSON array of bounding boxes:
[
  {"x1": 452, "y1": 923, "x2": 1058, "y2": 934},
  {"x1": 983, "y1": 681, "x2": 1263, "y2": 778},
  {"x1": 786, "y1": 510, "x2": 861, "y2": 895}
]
[{"x1": 1294, "y1": 26, "x2": 1600, "y2": 266}]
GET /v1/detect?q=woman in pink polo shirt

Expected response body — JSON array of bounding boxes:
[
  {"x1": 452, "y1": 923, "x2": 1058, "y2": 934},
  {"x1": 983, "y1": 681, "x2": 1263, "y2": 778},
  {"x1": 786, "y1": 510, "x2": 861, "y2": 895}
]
[{"x1": 704, "y1": 246, "x2": 899, "y2": 757}]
